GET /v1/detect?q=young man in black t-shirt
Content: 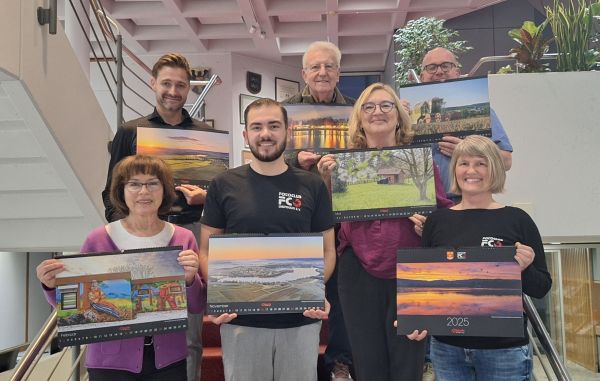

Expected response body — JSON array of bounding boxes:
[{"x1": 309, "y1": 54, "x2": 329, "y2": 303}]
[{"x1": 200, "y1": 98, "x2": 335, "y2": 381}]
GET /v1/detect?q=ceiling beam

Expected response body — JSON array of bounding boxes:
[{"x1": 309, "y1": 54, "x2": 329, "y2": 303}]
[{"x1": 161, "y1": 0, "x2": 208, "y2": 52}]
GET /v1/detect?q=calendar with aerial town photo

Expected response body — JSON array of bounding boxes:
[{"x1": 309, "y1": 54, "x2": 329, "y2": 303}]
[{"x1": 207, "y1": 234, "x2": 325, "y2": 315}]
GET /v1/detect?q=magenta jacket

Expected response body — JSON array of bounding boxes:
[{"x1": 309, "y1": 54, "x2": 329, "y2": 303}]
[
  {"x1": 43, "y1": 225, "x2": 206, "y2": 373},
  {"x1": 338, "y1": 165, "x2": 453, "y2": 279}
]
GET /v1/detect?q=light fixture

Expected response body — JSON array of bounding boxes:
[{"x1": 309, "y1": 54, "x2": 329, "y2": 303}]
[
  {"x1": 249, "y1": 25, "x2": 257, "y2": 34},
  {"x1": 259, "y1": 30, "x2": 266, "y2": 39}
]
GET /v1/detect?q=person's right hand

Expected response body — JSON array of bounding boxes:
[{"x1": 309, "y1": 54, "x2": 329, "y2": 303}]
[
  {"x1": 208, "y1": 313, "x2": 238, "y2": 325},
  {"x1": 298, "y1": 151, "x2": 322, "y2": 170},
  {"x1": 316, "y1": 154, "x2": 337, "y2": 178},
  {"x1": 36, "y1": 259, "x2": 65, "y2": 289}
]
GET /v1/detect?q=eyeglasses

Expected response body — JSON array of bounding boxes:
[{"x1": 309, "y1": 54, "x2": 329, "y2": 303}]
[
  {"x1": 305, "y1": 63, "x2": 338, "y2": 73},
  {"x1": 361, "y1": 101, "x2": 396, "y2": 114},
  {"x1": 422, "y1": 62, "x2": 457, "y2": 74},
  {"x1": 124, "y1": 180, "x2": 162, "y2": 192}
]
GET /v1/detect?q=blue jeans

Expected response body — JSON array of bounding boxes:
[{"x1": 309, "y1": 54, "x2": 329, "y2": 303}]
[{"x1": 430, "y1": 337, "x2": 532, "y2": 381}]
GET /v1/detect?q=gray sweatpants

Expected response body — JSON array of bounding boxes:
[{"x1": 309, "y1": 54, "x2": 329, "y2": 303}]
[{"x1": 220, "y1": 322, "x2": 321, "y2": 381}]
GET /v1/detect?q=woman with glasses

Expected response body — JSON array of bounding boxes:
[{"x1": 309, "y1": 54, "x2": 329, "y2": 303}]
[
  {"x1": 317, "y1": 83, "x2": 452, "y2": 381},
  {"x1": 36, "y1": 155, "x2": 204, "y2": 381}
]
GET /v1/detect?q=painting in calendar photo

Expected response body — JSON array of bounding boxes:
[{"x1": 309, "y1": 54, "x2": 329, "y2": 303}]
[
  {"x1": 207, "y1": 234, "x2": 325, "y2": 315},
  {"x1": 54, "y1": 247, "x2": 188, "y2": 347},
  {"x1": 329, "y1": 145, "x2": 437, "y2": 222}
]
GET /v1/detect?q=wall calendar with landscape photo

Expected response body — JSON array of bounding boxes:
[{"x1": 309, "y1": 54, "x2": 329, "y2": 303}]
[
  {"x1": 207, "y1": 234, "x2": 325, "y2": 315},
  {"x1": 284, "y1": 104, "x2": 353, "y2": 152},
  {"x1": 396, "y1": 246, "x2": 524, "y2": 337},
  {"x1": 399, "y1": 76, "x2": 491, "y2": 144},
  {"x1": 330, "y1": 145, "x2": 438, "y2": 222},
  {"x1": 137, "y1": 126, "x2": 229, "y2": 189}
]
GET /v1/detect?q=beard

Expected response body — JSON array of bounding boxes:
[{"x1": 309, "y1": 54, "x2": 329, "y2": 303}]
[{"x1": 248, "y1": 138, "x2": 287, "y2": 162}]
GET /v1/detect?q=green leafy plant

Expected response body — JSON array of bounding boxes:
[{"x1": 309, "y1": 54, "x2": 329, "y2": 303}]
[
  {"x1": 394, "y1": 17, "x2": 472, "y2": 86},
  {"x1": 508, "y1": 20, "x2": 553, "y2": 72},
  {"x1": 546, "y1": 0, "x2": 600, "y2": 71}
]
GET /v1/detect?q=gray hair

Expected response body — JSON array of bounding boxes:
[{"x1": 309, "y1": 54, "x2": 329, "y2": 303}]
[{"x1": 302, "y1": 41, "x2": 342, "y2": 68}]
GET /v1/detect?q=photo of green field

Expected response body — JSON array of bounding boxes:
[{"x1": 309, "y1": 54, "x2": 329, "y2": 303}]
[{"x1": 331, "y1": 147, "x2": 436, "y2": 212}]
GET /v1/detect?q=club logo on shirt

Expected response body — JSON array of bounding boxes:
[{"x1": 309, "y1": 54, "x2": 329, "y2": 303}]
[
  {"x1": 278, "y1": 192, "x2": 302, "y2": 211},
  {"x1": 481, "y1": 237, "x2": 504, "y2": 247}
]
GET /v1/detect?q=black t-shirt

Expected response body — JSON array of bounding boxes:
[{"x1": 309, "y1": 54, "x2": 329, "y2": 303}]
[
  {"x1": 102, "y1": 108, "x2": 211, "y2": 223},
  {"x1": 421, "y1": 206, "x2": 552, "y2": 349},
  {"x1": 201, "y1": 164, "x2": 334, "y2": 328}
]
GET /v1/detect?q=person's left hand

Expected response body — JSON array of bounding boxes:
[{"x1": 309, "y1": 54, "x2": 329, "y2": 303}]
[
  {"x1": 317, "y1": 154, "x2": 337, "y2": 178},
  {"x1": 303, "y1": 299, "x2": 330, "y2": 320},
  {"x1": 438, "y1": 135, "x2": 463, "y2": 158},
  {"x1": 176, "y1": 184, "x2": 207, "y2": 206},
  {"x1": 514, "y1": 242, "x2": 535, "y2": 271},
  {"x1": 408, "y1": 213, "x2": 427, "y2": 237},
  {"x1": 393, "y1": 320, "x2": 429, "y2": 341},
  {"x1": 399, "y1": 99, "x2": 411, "y2": 114},
  {"x1": 178, "y1": 249, "x2": 199, "y2": 285}
]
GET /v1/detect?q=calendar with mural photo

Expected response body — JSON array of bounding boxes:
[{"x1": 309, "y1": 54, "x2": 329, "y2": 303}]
[{"x1": 54, "y1": 247, "x2": 188, "y2": 347}]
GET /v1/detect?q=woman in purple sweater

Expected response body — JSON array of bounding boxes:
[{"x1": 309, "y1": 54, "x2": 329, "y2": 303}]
[
  {"x1": 318, "y1": 83, "x2": 452, "y2": 381},
  {"x1": 36, "y1": 155, "x2": 205, "y2": 381}
]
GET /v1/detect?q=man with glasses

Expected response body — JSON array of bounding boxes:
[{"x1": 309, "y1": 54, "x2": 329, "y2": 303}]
[
  {"x1": 284, "y1": 41, "x2": 355, "y2": 381},
  {"x1": 102, "y1": 52, "x2": 210, "y2": 381},
  {"x1": 418, "y1": 47, "x2": 513, "y2": 201}
]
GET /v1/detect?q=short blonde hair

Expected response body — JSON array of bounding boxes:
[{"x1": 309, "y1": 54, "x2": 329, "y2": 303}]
[
  {"x1": 449, "y1": 135, "x2": 506, "y2": 194},
  {"x1": 303, "y1": 41, "x2": 342, "y2": 68},
  {"x1": 348, "y1": 83, "x2": 414, "y2": 148}
]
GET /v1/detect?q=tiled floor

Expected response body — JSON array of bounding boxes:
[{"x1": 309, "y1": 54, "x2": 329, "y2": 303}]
[{"x1": 533, "y1": 356, "x2": 600, "y2": 380}]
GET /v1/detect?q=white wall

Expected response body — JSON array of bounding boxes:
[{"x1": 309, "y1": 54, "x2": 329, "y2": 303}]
[
  {"x1": 489, "y1": 72, "x2": 600, "y2": 243},
  {"x1": 92, "y1": 53, "x2": 234, "y2": 135},
  {"x1": 0, "y1": 253, "x2": 26, "y2": 350},
  {"x1": 231, "y1": 53, "x2": 302, "y2": 166}
]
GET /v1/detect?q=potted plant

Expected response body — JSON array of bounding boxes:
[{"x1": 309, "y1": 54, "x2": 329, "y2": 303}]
[
  {"x1": 545, "y1": 0, "x2": 600, "y2": 71},
  {"x1": 393, "y1": 17, "x2": 472, "y2": 86},
  {"x1": 508, "y1": 20, "x2": 553, "y2": 73}
]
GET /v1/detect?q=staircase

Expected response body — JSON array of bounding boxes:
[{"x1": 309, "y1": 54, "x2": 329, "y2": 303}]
[{"x1": 200, "y1": 316, "x2": 331, "y2": 381}]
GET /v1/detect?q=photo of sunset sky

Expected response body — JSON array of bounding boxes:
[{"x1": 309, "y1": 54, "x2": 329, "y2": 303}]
[{"x1": 396, "y1": 261, "x2": 522, "y2": 316}]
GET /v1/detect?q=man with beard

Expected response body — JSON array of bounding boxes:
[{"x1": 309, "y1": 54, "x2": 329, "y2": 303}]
[
  {"x1": 199, "y1": 98, "x2": 336, "y2": 381},
  {"x1": 102, "y1": 52, "x2": 209, "y2": 381}
]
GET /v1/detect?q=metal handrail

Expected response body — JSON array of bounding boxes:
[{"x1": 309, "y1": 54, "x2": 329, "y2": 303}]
[
  {"x1": 10, "y1": 311, "x2": 57, "y2": 381},
  {"x1": 88, "y1": 0, "x2": 221, "y2": 123},
  {"x1": 524, "y1": 295, "x2": 572, "y2": 381},
  {"x1": 189, "y1": 74, "x2": 222, "y2": 119},
  {"x1": 407, "y1": 53, "x2": 560, "y2": 82},
  {"x1": 467, "y1": 53, "x2": 558, "y2": 77}
]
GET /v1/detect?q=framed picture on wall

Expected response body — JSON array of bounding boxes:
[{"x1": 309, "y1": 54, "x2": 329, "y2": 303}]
[
  {"x1": 239, "y1": 94, "x2": 261, "y2": 124},
  {"x1": 275, "y1": 77, "x2": 300, "y2": 101}
]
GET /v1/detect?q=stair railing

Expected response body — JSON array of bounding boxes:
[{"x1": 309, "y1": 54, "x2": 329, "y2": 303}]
[
  {"x1": 65, "y1": 0, "x2": 221, "y2": 130},
  {"x1": 525, "y1": 295, "x2": 572, "y2": 381},
  {"x1": 9, "y1": 311, "x2": 87, "y2": 381}
]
